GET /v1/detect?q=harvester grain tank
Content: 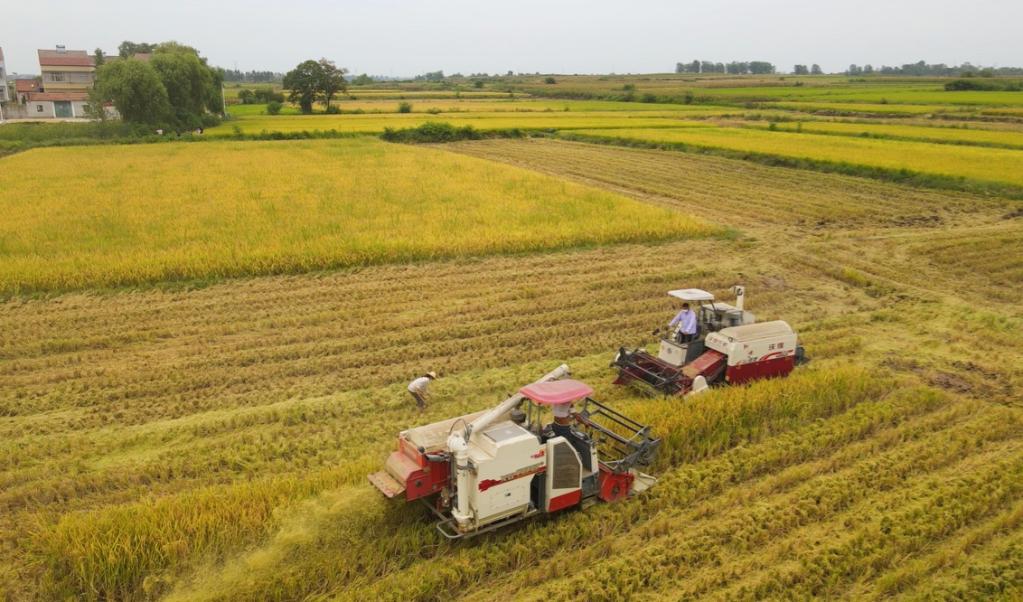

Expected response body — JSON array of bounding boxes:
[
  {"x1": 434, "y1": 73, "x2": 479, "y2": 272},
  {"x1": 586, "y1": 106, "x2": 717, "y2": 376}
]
[
  {"x1": 612, "y1": 286, "x2": 806, "y2": 396},
  {"x1": 368, "y1": 365, "x2": 659, "y2": 538}
]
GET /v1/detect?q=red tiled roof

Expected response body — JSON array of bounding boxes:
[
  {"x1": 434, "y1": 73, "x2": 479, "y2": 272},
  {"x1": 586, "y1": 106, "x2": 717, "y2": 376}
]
[
  {"x1": 28, "y1": 91, "x2": 89, "y2": 101},
  {"x1": 38, "y1": 49, "x2": 94, "y2": 67},
  {"x1": 16, "y1": 79, "x2": 40, "y2": 92}
]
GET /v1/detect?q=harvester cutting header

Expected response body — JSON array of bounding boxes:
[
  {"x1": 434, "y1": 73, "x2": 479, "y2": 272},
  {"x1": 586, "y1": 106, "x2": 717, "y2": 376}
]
[{"x1": 369, "y1": 365, "x2": 659, "y2": 538}]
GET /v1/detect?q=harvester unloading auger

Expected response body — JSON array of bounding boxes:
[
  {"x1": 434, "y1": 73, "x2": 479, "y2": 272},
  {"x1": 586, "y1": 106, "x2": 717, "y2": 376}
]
[
  {"x1": 368, "y1": 365, "x2": 660, "y2": 539},
  {"x1": 612, "y1": 285, "x2": 808, "y2": 396}
]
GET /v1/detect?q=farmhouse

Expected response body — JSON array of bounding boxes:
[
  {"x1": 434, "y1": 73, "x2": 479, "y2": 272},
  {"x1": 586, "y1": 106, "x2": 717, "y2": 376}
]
[
  {"x1": 0, "y1": 47, "x2": 8, "y2": 104},
  {"x1": 31, "y1": 46, "x2": 94, "y2": 118},
  {"x1": 0, "y1": 46, "x2": 95, "y2": 119}
]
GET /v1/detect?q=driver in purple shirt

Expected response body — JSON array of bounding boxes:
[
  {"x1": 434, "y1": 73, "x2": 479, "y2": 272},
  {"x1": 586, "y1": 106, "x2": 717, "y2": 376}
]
[{"x1": 669, "y1": 302, "x2": 698, "y2": 343}]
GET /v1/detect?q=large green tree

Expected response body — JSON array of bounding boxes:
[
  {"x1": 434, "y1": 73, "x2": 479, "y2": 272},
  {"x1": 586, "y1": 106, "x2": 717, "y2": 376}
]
[
  {"x1": 94, "y1": 42, "x2": 223, "y2": 128},
  {"x1": 150, "y1": 42, "x2": 222, "y2": 127},
  {"x1": 93, "y1": 59, "x2": 171, "y2": 124},
  {"x1": 283, "y1": 60, "x2": 324, "y2": 114},
  {"x1": 318, "y1": 58, "x2": 348, "y2": 109}
]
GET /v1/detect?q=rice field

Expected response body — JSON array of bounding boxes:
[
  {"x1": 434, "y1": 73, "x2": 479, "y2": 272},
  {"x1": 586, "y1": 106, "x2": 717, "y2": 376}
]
[
  {"x1": 0, "y1": 138, "x2": 716, "y2": 295},
  {"x1": 746, "y1": 119, "x2": 1023, "y2": 148},
  {"x1": 760, "y1": 101, "x2": 962, "y2": 115},
  {"x1": 3, "y1": 74, "x2": 1023, "y2": 601},
  {"x1": 227, "y1": 98, "x2": 726, "y2": 115},
  {"x1": 564, "y1": 125, "x2": 1023, "y2": 188},
  {"x1": 516, "y1": 75, "x2": 1023, "y2": 108},
  {"x1": 210, "y1": 110, "x2": 732, "y2": 135}
]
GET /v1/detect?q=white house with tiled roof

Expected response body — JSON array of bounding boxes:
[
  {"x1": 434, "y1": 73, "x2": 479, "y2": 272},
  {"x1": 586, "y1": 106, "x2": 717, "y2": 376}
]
[
  {"x1": 0, "y1": 47, "x2": 9, "y2": 105},
  {"x1": 32, "y1": 46, "x2": 94, "y2": 117},
  {"x1": 1, "y1": 45, "x2": 97, "y2": 119}
]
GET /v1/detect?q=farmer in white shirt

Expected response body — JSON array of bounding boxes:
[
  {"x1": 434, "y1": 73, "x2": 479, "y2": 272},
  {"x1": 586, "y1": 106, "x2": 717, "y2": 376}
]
[
  {"x1": 669, "y1": 302, "x2": 699, "y2": 343},
  {"x1": 408, "y1": 372, "x2": 437, "y2": 410}
]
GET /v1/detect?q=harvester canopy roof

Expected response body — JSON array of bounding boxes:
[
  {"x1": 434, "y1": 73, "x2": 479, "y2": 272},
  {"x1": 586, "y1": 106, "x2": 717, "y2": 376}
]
[
  {"x1": 668, "y1": 288, "x2": 715, "y2": 302},
  {"x1": 519, "y1": 379, "x2": 593, "y2": 405}
]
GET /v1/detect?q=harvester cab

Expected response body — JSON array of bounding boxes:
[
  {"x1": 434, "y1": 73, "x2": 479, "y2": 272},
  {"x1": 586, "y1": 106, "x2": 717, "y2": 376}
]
[
  {"x1": 367, "y1": 365, "x2": 660, "y2": 539},
  {"x1": 612, "y1": 285, "x2": 805, "y2": 396},
  {"x1": 657, "y1": 286, "x2": 756, "y2": 368}
]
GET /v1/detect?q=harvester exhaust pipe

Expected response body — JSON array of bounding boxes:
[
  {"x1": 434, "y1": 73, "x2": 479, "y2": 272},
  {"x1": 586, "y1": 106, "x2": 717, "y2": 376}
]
[{"x1": 732, "y1": 285, "x2": 746, "y2": 311}]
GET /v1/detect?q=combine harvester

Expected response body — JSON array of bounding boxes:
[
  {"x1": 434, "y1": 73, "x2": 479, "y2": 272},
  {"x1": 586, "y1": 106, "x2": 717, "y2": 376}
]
[
  {"x1": 612, "y1": 286, "x2": 807, "y2": 396},
  {"x1": 369, "y1": 365, "x2": 660, "y2": 539}
]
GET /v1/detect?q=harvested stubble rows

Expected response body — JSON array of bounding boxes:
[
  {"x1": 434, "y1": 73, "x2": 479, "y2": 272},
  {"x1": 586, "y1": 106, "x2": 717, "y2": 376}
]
[
  {"x1": 0, "y1": 137, "x2": 715, "y2": 295},
  {"x1": 445, "y1": 138, "x2": 1015, "y2": 230},
  {"x1": 5, "y1": 131, "x2": 1023, "y2": 600}
]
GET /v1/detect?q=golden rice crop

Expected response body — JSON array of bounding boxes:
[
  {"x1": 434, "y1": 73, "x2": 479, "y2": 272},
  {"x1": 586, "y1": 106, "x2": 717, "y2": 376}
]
[
  {"x1": 0, "y1": 137, "x2": 718, "y2": 295},
  {"x1": 759, "y1": 119, "x2": 1023, "y2": 148},
  {"x1": 565, "y1": 125, "x2": 1023, "y2": 187},
  {"x1": 209, "y1": 110, "x2": 732, "y2": 135},
  {"x1": 230, "y1": 98, "x2": 726, "y2": 115}
]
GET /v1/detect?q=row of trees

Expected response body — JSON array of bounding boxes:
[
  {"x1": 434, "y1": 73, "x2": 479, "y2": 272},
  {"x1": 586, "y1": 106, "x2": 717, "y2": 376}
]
[
  {"x1": 237, "y1": 87, "x2": 285, "y2": 104},
  {"x1": 91, "y1": 42, "x2": 223, "y2": 129},
  {"x1": 793, "y1": 64, "x2": 824, "y2": 75},
  {"x1": 675, "y1": 61, "x2": 776, "y2": 75},
  {"x1": 282, "y1": 59, "x2": 348, "y2": 113},
  {"x1": 847, "y1": 61, "x2": 1023, "y2": 76},
  {"x1": 222, "y1": 69, "x2": 283, "y2": 83}
]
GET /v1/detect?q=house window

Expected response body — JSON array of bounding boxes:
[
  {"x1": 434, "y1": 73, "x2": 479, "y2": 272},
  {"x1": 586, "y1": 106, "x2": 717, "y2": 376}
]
[
  {"x1": 48, "y1": 72, "x2": 66, "y2": 82},
  {"x1": 36, "y1": 105, "x2": 44, "y2": 112}
]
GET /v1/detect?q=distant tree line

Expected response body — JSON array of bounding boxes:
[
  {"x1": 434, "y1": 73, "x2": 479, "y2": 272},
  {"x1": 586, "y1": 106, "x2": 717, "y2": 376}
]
[
  {"x1": 237, "y1": 87, "x2": 286, "y2": 104},
  {"x1": 793, "y1": 64, "x2": 824, "y2": 75},
  {"x1": 415, "y1": 70, "x2": 446, "y2": 82},
  {"x1": 675, "y1": 60, "x2": 776, "y2": 75},
  {"x1": 222, "y1": 69, "x2": 284, "y2": 83},
  {"x1": 118, "y1": 41, "x2": 157, "y2": 57},
  {"x1": 846, "y1": 61, "x2": 1023, "y2": 76}
]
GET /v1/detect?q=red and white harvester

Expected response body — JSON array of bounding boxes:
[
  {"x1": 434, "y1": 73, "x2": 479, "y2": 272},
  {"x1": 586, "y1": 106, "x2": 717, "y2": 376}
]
[
  {"x1": 369, "y1": 365, "x2": 660, "y2": 539},
  {"x1": 612, "y1": 286, "x2": 806, "y2": 396}
]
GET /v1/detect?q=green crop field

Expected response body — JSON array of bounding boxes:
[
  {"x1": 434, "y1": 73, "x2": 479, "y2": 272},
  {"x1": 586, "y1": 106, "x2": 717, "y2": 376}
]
[
  {"x1": 761, "y1": 101, "x2": 965, "y2": 115},
  {"x1": 2, "y1": 71, "x2": 1023, "y2": 601}
]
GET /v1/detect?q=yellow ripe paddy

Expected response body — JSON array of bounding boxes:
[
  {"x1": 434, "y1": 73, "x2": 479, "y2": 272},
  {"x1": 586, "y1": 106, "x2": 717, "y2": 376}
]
[
  {"x1": 210, "y1": 110, "x2": 733, "y2": 135},
  {"x1": 0, "y1": 138, "x2": 718, "y2": 295},
  {"x1": 567, "y1": 126, "x2": 1023, "y2": 187},
  {"x1": 753, "y1": 120, "x2": 1023, "y2": 148},
  {"x1": 226, "y1": 99, "x2": 732, "y2": 117}
]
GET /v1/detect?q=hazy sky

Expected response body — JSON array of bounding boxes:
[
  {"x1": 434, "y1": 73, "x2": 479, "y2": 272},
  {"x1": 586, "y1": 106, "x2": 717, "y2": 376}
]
[{"x1": 3, "y1": 0, "x2": 1021, "y2": 76}]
